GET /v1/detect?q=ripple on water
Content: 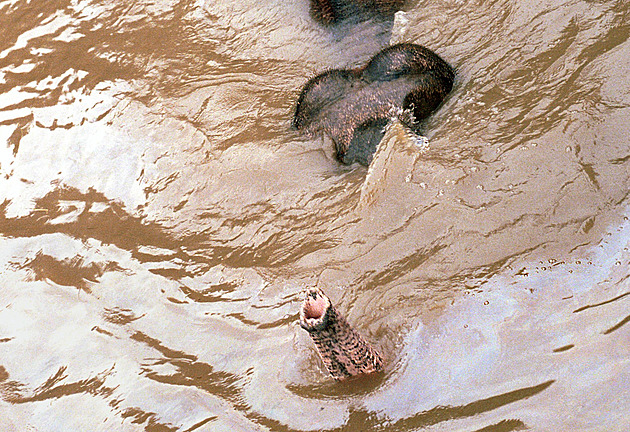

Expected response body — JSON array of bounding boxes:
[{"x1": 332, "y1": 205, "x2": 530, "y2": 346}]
[{"x1": 1, "y1": 0, "x2": 629, "y2": 430}]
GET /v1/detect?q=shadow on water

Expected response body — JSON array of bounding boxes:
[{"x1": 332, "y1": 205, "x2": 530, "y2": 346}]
[
  {"x1": 472, "y1": 419, "x2": 526, "y2": 432},
  {"x1": 287, "y1": 370, "x2": 388, "y2": 399},
  {"x1": 333, "y1": 380, "x2": 554, "y2": 432},
  {"x1": 0, "y1": 186, "x2": 340, "y2": 278},
  {"x1": 17, "y1": 250, "x2": 123, "y2": 293},
  {"x1": 0, "y1": 187, "x2": 189, "y2": 261},
  {"x1": 0, "y1": 0, "x2": 225, "y2": 92},
  {"x1": 0, "y1": 365, "x2": 114, "y2": 405}
]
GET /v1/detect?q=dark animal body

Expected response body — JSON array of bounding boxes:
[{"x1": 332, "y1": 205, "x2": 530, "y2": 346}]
[
  {"x1": 300, "y1": 288, "x2": 383, "y2": 380},
  {"x1": 310, "y1": 0, "x2": 405, "y2": 24},
  {"x1": 292, "y1": 43, "x2": 454, "y2": 165}
]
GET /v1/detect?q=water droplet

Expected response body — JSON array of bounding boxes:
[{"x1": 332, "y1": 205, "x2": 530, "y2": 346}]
[{"x1": 415, "y1": 136, "x2": 429, "y2": 149}]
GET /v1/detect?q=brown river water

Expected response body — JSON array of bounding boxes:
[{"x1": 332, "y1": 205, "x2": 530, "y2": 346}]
[{"x1": 1, "y1": 0, "x2": 629, "y2": 430}]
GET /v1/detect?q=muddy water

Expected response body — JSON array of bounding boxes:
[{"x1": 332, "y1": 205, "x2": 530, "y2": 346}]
[{"x1": 0, "y1": 0, "x2": 629, "y2": 430}]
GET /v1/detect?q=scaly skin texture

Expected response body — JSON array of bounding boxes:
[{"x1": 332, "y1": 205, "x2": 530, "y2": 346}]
[
  {"x1": 292, "y1": 43, "x2": 454, "y2": 165},
  {"x1": 300, "y1": 288, "x2": 383, "y2": 380},
  {"x1": 310, "y1": 0, "x2": 406, "y2": 24}
]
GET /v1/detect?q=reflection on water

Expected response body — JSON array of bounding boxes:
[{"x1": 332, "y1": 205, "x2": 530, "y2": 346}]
[{"x1": 1, "y1": 0, "x2": 629, "y2": 430}]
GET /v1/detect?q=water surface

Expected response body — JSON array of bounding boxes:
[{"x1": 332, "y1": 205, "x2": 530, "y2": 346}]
[{"x1": 0, "y1": 0, "x2": 629, "y2": 430}]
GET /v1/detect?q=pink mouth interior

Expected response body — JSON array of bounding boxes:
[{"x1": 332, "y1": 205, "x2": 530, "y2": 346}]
[{"x1": 303, "y1": 296, "x2": 327, "y2": 320}]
